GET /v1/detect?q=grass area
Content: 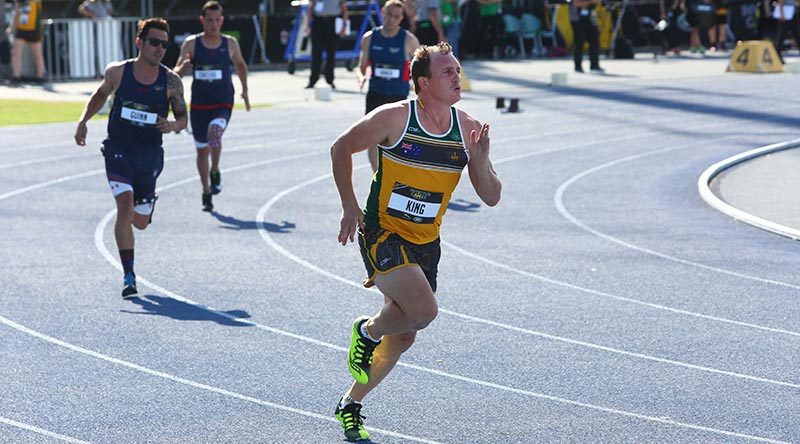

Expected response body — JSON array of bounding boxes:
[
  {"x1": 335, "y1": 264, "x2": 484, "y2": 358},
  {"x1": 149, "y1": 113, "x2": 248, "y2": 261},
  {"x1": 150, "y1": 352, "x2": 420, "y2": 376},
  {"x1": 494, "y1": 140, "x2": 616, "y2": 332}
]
[
  {"x1": 0, "y1": 99, "x2": 269, "y2": 126},
  {"x1": 0, "y1": 100, "x2": 88, "y2": 126}
]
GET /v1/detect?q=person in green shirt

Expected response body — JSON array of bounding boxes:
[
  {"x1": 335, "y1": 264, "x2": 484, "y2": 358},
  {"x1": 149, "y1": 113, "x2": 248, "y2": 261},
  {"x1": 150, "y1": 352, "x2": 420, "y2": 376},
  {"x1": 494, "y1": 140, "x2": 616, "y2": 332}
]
[{"x1": 479, "y1": 0, "x2": 503, "y2": 58}]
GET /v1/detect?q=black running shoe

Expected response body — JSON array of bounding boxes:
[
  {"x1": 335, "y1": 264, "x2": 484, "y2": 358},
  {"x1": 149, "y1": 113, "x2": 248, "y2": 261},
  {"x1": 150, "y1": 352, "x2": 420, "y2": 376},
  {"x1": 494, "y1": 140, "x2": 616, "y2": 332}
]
[
  {"x1": 210, "y1": 170, "x2": 222, "y2": 195},
  {"x1": 202, "y1": 192, "x2": 213, "y2": 212},
  {"x1": 335, "y1": 399, "x2": 370, "y2": 441},
  {"x1": 122, "y1": 272, "x2": 137, "y2": 299}
]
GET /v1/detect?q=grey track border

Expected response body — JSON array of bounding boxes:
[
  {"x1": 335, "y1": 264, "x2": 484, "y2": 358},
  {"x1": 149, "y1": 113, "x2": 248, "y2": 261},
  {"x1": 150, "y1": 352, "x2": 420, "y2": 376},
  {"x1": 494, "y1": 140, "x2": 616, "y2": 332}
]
[{"x1": 698, "y1": 138, "x2": 800, "y2": 240}]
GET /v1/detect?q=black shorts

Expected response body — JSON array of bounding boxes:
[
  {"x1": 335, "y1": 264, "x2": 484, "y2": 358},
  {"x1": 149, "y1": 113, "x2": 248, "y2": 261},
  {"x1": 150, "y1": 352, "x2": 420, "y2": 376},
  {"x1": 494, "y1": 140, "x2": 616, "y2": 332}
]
[
  {"x1": 358, "y1": 226, "x2": 441, "y2": 292},
  {"x1": 365, "y1": 91, "x2": 407, "y2": 114},
  {"x1": 15, "y1": 29, "x2": 42, "y2": 43},
  {"x1": 190, "y1": 106, "x2": 232, "y2": 147},
  {"x1": 102, "y1": 140, "x2": 164, "y2": 202}
]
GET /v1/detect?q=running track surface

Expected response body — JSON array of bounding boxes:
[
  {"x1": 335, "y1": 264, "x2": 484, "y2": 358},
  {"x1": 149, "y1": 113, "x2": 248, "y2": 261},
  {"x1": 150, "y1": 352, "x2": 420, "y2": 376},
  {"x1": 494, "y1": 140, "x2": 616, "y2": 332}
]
[{"x1": 3, "y1": 73, "x2": 800, "y2": 444}]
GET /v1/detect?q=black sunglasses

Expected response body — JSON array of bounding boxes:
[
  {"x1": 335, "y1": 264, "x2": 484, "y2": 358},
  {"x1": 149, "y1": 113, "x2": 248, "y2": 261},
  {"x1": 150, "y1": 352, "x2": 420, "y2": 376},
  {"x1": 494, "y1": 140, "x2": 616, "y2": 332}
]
[{"x1": 146, "y1": 37, "x2": 169, "y2": 49}]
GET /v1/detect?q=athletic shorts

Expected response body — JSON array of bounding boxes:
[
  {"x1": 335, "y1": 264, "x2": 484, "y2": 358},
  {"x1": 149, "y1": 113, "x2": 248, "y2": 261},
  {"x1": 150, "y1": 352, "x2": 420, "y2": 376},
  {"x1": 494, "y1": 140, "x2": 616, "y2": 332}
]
[
  {"x1": 15, "y1": 29, "x2": 42, "y2": 43},
  {"x1": 190, "y1": 106, "x2": 232, "y2": 148},
  {"x1": 365, "y1": 91, "x2": 407, "y2": 115},
  {"x1": 358, "y1": 226, "x2": 441, "y2": 292},
  {"x1": 102, "y1": 140, "x2": 164, "y2": 207}
]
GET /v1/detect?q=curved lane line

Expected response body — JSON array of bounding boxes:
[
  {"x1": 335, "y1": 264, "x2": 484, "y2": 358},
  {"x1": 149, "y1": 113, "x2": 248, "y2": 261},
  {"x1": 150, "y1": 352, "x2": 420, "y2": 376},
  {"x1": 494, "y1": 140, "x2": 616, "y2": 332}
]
[
  {"x1": 0, "y1": 416, "x2": 90, "y2": 444},
  {"x1": 554, "y1": 136, "x2": 800, "y2": 292},
  {"x1": 0, "y1": 314, "x2": 440, "y2": 444},
  {"x1": 255, "y1": 172, "x2": 791, "y2": 444},
  {"x1": 698, "y1": 138, "x2": 800, "y2": 240}
]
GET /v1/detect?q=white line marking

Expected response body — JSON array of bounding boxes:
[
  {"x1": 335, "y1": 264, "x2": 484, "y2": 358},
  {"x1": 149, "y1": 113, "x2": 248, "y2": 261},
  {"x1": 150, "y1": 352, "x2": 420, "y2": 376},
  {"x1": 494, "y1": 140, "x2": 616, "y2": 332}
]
[
  {"x1": 0, "y1": 313, "x2": 441, "y2": 444},
  {"x1": 254, "y1": 171, "x2": 792, "y2": 443},
  {"x1": 554, "y1": 136, "x2": 800, "y2": 293},
  {"x1": 0, "y1": 416, "x2": 91, "y2": 444},
  {"x1": 698, "y1": 139, "x2": 800, "y2": 241}
]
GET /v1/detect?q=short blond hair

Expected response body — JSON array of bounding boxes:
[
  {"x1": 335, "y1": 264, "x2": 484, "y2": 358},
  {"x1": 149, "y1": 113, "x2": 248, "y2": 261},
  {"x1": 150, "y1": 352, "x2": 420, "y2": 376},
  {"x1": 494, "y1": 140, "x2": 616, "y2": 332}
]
[
  {"x1": 383, "y1": 0, "x2": 405, "y2": 11},
  {"x1": 410, "y1": 42, "x2": 453, "y2": 92}
]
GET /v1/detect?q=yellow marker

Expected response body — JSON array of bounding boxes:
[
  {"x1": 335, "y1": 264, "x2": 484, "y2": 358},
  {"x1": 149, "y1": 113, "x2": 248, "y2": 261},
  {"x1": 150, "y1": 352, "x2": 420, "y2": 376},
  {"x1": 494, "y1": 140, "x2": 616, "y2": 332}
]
[
  {"x1": 460, "y1": 69, "x2": 471, "y2": 92},
  {"x1": 727, "y1": 40, "x2": 783, "y2": 73}
]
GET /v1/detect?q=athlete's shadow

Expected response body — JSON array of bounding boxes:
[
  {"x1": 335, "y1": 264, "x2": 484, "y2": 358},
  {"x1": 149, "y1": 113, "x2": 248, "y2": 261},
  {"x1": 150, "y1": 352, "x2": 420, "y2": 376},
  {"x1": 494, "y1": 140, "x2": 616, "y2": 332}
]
[
  {"x1": 212, "y1": 211, "x2": 296, "y2": 233},
  {"x1": 121, "y1": 295, "x2": 253, "y2": 327},
  {"x1": 447, "y1": 198, "x2": 481, "y2": 212}
]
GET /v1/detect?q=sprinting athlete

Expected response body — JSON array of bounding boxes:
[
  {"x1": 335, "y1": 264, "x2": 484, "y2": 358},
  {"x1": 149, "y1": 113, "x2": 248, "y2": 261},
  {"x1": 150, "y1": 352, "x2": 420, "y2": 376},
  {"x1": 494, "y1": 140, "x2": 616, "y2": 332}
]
[
  {"x1": 75, "y1": 17, "x2": 188, "y2": 298},
  {"x1": 174, "y1": 0, "x2": 250, "y2": 212},
  {"x1": 357, "y1": 0, "x2": 420, "y2": 171},
  {"x1": 330, "y1": 42, "x2": 502, "y2": 441}
]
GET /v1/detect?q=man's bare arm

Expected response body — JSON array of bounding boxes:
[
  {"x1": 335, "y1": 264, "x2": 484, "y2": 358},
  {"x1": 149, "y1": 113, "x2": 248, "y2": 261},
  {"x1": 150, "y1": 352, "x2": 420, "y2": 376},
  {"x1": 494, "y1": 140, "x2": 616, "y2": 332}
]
[
  {"x1": 173, "y1": 37, "x2": 195, "y2": 76},
  {"x1": 163, "y1": 71, "x2": 188, "y2": 133},
  {"x1": 75, "y1": 64, "x2": 121, "y2": 146},
  {"x1": 228, "y1": 37, "x2": 251, "y2": 111}
]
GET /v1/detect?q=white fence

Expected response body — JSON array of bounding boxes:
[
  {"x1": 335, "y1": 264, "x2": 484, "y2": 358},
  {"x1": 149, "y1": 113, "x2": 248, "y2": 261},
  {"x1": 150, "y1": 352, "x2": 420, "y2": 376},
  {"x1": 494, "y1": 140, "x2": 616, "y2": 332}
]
[{"x1": 44, "y1": 17, "x2": 139, "y2": 81}]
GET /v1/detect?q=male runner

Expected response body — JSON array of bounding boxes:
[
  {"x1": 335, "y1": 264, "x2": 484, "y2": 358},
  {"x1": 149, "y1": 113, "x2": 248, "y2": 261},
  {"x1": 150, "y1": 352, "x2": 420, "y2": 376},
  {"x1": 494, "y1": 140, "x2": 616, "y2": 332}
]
[
  {"x1": 357, "y1": 0, "x2": 420, "y2": 172},
  {"x1": 75, "y1": 17, "x2": 187, "y2": 298},
  {"x1": 174, "y1": 1, "x2": 250, "y2": 212},
  {"x1": 331, "y1": 42, "x2": 502, "y2": 441}
]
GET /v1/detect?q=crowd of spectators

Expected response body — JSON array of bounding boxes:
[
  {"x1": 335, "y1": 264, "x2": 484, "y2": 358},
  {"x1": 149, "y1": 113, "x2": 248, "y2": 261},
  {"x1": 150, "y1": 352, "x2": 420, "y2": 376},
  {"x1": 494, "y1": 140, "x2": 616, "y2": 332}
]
[{"x1": 2, "y1": 0, "x2": 799, "y2": 84}]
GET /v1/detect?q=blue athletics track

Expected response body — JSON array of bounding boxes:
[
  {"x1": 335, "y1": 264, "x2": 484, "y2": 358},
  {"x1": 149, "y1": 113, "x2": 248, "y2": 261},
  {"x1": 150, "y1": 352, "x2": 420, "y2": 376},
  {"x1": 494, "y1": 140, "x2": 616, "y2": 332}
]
[{"x1": 2, "y1": 57, "x2": 800, "y2": 443}]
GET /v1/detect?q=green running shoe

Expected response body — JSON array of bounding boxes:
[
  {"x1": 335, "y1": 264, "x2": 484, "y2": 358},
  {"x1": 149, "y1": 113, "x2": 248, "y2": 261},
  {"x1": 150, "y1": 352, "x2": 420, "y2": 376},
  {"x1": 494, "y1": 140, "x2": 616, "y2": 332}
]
[
  {"x1": 335, "y1": 399, "x2": 370, "y2": 441},
  {"x1": 347, "y1": 316, "x2": 380, "y2": 385}
]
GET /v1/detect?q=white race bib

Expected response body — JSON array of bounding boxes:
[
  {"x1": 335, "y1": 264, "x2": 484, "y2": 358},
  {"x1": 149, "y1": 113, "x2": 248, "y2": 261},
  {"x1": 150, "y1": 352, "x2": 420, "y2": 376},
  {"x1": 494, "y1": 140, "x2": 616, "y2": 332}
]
[
  {"x1": 314, "y1": 1, "x2": 324, "y2": 13},
  {"x1": 20, "y1": 13, "x2": 30, "y2": 25},
  {"x1": 387, "y1": 192, "x2": 441, "y2": 221},
  {"x1": 374, "y1": 67, "x2": 400, "y2": 79},
  {"x1": 121, "y1": 106, "x2": 157, "y2": 125},
  {"x1": 194, "y1": 69, "x2": 223, "y2": 81}
]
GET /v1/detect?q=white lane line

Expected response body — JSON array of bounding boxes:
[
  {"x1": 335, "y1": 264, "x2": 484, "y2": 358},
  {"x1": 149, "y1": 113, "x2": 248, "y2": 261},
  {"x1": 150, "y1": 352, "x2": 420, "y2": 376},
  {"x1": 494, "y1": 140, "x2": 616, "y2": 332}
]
[
  {"x1": 698, "y1": 139, "x2": 800, "y2": 241},
  {"x1": 0, "y1": 416, "x2": 91, "y2": 444},
  {"x1": 554, "y1": 136, "x2": 800, "y2": 292},
  {"x1": 0, "y1": 314, "x2": 440, "y2": 444},
  {"x1": 254, "y1": 173, "x2": 791, "y2": 444}
]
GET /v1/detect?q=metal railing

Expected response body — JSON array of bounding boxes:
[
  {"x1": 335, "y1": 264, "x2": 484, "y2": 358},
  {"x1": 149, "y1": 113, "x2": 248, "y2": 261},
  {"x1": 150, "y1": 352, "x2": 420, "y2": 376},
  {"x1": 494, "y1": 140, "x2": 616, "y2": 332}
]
[{"x1": 43, "y1": 17, "x2": 139, "y2": 82}]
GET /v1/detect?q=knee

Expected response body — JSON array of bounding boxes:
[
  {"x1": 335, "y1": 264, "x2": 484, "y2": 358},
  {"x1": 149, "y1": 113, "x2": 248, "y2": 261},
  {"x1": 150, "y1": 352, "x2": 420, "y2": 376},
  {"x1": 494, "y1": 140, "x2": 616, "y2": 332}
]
[
  {"x1": 411, "y1": 304, "x2": 438, "y2": 331},
  {"x1": 116, "y1": 207, "x2": 135, "y2": 224}
]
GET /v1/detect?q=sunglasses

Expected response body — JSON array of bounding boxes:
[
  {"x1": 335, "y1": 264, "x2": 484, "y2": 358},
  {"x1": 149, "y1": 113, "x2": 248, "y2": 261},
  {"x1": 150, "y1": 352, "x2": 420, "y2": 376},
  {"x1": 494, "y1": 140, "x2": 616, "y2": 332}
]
[{"x1": 146, "y1": 38, "x2": 169, "y2": 49}]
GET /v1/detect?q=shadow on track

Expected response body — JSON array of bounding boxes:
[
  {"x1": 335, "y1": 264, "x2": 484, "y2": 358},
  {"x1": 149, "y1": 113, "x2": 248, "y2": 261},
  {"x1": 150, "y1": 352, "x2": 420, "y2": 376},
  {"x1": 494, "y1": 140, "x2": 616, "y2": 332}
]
[
  {"x1": 212, "y1": 211, "x2": 296, "y2": 233},
  {"x1": 121, "y1": 295, "x2": 252, "y2": 327}
]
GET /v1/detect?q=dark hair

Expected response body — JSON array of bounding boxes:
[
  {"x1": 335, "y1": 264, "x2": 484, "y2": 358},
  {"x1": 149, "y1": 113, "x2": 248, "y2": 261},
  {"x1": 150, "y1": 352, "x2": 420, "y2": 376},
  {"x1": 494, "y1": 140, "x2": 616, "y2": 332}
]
[
  {"x1": 410, "y1": 42, "x2": 453, "y2": 93},
  {"x1": 137, "y1": 17, "x2": 169, "y2": 40},
  {"x1": 202, "y1": 1, "x2": 223, "y2": 16}
]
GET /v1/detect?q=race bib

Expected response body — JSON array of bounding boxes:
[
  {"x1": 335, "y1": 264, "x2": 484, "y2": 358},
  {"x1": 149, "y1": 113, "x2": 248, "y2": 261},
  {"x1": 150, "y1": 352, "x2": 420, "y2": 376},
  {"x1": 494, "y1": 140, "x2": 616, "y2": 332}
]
[
  {"x1": 374, "y1": 66, "x2": 400, "y2": 79},
  {"x1": 315, "y1": 0, "x2": 324, "y2": 13},
  {"x1": 121, "y1": 106, "x2": 157, "y2": 125},
  {"x1": 386, "y1": 183, "x2": 443, "y2": 224},
  {"x1": 20, "y1": 13, "x2": 29, "y2": 25},
  {"x1": 194, "y1": 69, "x2": 223, "y2": 81}
]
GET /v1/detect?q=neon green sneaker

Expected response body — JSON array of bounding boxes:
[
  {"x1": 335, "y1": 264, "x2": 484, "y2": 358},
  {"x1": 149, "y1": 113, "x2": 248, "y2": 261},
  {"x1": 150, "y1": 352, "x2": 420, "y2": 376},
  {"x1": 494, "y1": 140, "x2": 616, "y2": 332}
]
[
  {"x1": 347, "y1": 316, "x2": 380, "y2": 385},
  {"x1": 335, "y1": 399, "x2": 370, "y2": 441}
]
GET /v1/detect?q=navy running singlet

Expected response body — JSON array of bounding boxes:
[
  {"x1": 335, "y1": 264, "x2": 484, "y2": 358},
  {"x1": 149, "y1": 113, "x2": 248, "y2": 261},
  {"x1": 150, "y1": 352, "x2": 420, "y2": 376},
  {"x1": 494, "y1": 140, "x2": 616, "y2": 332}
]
[
  {"x1": 368, "y1": 27, "x2": 410, "y2": 97},
  {"x1": 107, "y1": 60, "x2": 169, "y2": 148},
  {"x1": 191, "y1": 35, "x2": 234, "y2": 109}
]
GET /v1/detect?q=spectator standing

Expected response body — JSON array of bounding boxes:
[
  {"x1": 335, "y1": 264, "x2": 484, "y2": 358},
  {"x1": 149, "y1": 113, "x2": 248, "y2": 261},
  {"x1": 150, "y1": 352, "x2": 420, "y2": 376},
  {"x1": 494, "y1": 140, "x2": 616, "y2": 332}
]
[
  {"x1": 9, "y1": 0, "x2": 45, "y2": 83},
  {"x1": 773, "y1": 0, "x2": 800, "y2": 61},
  {"x1": 479, "y1": 0, "x2": 503, "y2": 58},
  {"x1": 415, "y1": 0, "x2": 446, "y2": 45},
  {"x1": 79, "y1": 0, "x2": 114, "y2": 19},
  {"x1": 305, "y1": 0, "x2": 348, "y2": 89},
  {"x1": 441, "y1": 0, "x2": 461, "y2": 56},
  {"x1": 570, "y1": 0, "x2": 602, "y2": 72},
  {"x1": 1, "y1": 0, "x2": 11, "y2": 82},
  {"x1": 708, "y1": 0, "x2": 728, "y2": 50}
]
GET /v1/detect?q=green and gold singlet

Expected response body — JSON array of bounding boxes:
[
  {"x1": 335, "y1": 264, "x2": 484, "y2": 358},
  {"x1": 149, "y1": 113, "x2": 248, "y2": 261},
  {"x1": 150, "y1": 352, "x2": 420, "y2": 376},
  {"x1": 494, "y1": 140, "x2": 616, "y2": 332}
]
[{"x1": 363, "y1": 100, "x2": 469, "y2": 244}]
